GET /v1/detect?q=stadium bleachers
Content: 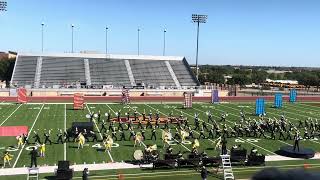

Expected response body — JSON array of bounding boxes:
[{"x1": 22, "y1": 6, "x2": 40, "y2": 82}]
[
  {"x1": 11, "y1": 53, "x2": 199, "y2": 89},
  {"x1": 89, "y1": 58, "x2": 131, "y2": 87},
  {"x1": 40, "y1": 57, "x2": 86, "y2": 87},
  {"x1": 11, "y1": 56, "x2": 37, "y2": 87},
  {"x1": 169, "y1": 59, "x2": 199, "y2": 87}
]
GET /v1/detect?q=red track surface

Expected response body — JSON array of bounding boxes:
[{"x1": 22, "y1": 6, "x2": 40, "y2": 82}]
[{"x1": 0, "y1": 95, "x2": 319, "y2": 103}]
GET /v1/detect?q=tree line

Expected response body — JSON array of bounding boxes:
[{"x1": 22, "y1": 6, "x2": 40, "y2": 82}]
[{"x1": 196, "y1": 65, "x2": 320, "y2": 87}]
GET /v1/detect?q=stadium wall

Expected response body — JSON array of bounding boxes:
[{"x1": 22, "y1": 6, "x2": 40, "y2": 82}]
[{"x1": 0, "y1": 95, "x2": 320, "y2": 103}]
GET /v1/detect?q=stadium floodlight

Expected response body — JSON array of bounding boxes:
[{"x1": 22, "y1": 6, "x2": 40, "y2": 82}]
[
  {"x1": 192, "y1": 14, "x2": 208, "y2": 80},
  {"x1": 137, "y1": 28, "x2": 140, "y2": 56},
  {"x1": 71, "y1": 24, "x2": 74, "y2": 53},
  {"x1": 41, "y1": 22, "x2": 45, "y2": 53},
  {"x1": 0, "y1": 1, "x2": 7, "y2": 11},
  {"x1": 163, "y1": 28, "x2": 166, "y2": 56},
  {"x1": 105, "y1": 26, "x2": 109, "y2": 55}
]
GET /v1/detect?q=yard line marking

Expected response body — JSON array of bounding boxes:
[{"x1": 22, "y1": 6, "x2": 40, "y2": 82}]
[
  {"x1": 296, "y1": 103, "x2": 320, "y2": 112},
  {"x1": 0, "y1": 104, "x2": 22, "y2": 126},
  {"x1": 85, "y1": 104, "x2": 114, "y2": 162},
  {"x1": 64, "y1": 104, "x2": 67, "y2": 161},
  {"x1": 13, "y1": 104, "x2": 45, "y2": 168},
  {"x1": 105, "y1": 104, "x2": 147, "y2": 148},
  {"x1": 143, "y1": 104, "x2": 191, "y2": 151}
]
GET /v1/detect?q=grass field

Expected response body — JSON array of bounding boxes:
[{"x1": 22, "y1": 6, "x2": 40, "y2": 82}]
[{"x1": 1, "y1": 101, "x2": 320, "y2": 179}]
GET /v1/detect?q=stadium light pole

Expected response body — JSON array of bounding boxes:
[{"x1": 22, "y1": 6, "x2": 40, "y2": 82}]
[
  {"x1": 71, "y1": 24, "x2": 74, "y2": 53},
  {"x1": 137, "y1": 28, "x2": 140, "y2": 55},
  {"x1": 105, "y1": 26, "x2": 108, "y2": 55},
  {"x1": 163, "y1": 28, "x2": 166, "y2": 56},
  {"x1": 41, "y1": 22, "x2": 44, "y2": 53},
  {"x1": 192, "y1": 14, "x2": 207, "y2": 80}
]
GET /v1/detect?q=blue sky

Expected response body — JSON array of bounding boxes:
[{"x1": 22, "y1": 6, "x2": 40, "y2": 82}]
[{"x1": 1, "y1": 0, "x2": 320, "y2": 67}]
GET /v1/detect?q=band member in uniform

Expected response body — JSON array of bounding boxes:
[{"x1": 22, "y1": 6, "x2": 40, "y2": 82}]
[
  {"x1": 202, "y1": 121, "x2": 208, "y2": 131},
  {"x1": 39, "y1": 143, "x2": 46, "y2": 157},
  {"x1": 194, "y1": 113, "x2": 200, "y2": 131},
  {"x1": 97, "y1": 110, "x2": 101, "y2": 123},
  {"x1": 77, "y1": 132, "x2": 85, "y2": 149},
  {"x1": 116, "y1": 110, "x2": 121, "y2": 122},
  {"x1": 151, "y1": 126, "x2": 157, "y2": 140},
  {"x1": 221, "y1": 113, "x2": 226, "y2": 122},
  {"x1": 33, "y1": 131, "x2": 41, "y2": 144},
  {"x1": 164, "y1": 119, "x2": 170, "y2": 129},
  {"x1": 137, "y1": 117, "x2": 143, "y2": 129},
  {"x1": 64, "y1": 130, "x2": 70, "y2": 142},
  {"x1": 104, "y1": 135, "x2": 113, "y2": 152},
  {"x1": 146, "y1": 114, "x2": 153, "y2": 129},
  {"x1": 118, "y1": 118, "x2": 124, "y2": 131},
  {"x1": 148, "y1": 110, "x2": 153, "y2": 121},
  {"x1": 166, "y1": 145, "x2": 173, "y2": 154},
  {"x1": 293, "y1": 132, "x2": 300, "y2": 151},
  {"x1": 111, "y1": 127, "x2": 117, "y2": 141},
  {"x1": 30, "y1": 147, "x2": 38, "y2": 167},
  {"x1": 57, "y1": 129, "x2": 64, "y2": 144},
  {"x1": 134, "y1": 110, "x2": 138, "y2": 121},
  {"x1": 108, "y1": 120, "x2": 114, "y2": 131},
  {"x1": 199, "y1": 127, "x2": 206, "y2": 139},
  {"x1": 129, "y1": 127, "x2": 136, "y2": 140},
  {"x1": 44, "y1": 130, "x2": 52, "y2": 145},
  {"x1": 90, "y1": 131, "x2": 98, "y2": 142},
  {"x1": 23, "y1": 133, "x2": 29, "y2": 145},
  {"x1": 106, "y1": 111, "x2": 111, "y2": 122},
  {"x1": 134, "y1": 132, "x2": 143, "y2": 147},
  {"x1": 119, "y1": 129, "x2": 126, "y2": 141},
  {"x1": 127, "y1": 117, "x2": 133, "y2": 130},
  {"x1": 17, "y1": 135, "x2": 24, "y2": 148},
  {"x1": 208, "y1": 126, "x2": 215, "y2": 139},
  {"x1": 303, "y1": 127, "x2": 309, "y2": 139},
  {"x1": 3, "y1": 151, "x2": 13, "y2": 168},
  {"x1": 141, "y1": 127, "x2": 146, "y2": 140},
  {"x1": 207, "y1": 111, "x2": 213, "y2": 123}
]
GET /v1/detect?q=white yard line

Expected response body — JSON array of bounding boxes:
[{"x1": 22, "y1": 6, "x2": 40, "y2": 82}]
[
  {"x1": 85, "y1": 104, "x2": 114, "y2": 162},
  {"x1": 64, "y1": 104, "x2": 67, "y2": 161},
  {"x1": 13, "y1": 104, "x2": 45, "y2": 168},
  {"x1": 296, "y1": 103, "x2": 320, "y2": 112},
  {"x1": 0, "y1": 104, "x2": 23, "y2": 126}
]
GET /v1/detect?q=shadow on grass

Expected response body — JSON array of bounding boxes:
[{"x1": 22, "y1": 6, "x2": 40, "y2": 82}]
[{"x1": 44, "y1": 176, "x2": 56, "y2": 180}]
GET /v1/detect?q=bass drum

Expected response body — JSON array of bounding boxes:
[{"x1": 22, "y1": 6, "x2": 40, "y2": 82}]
[{"x1": 133, "y1": 150, "x2": 144, "y2": 160}]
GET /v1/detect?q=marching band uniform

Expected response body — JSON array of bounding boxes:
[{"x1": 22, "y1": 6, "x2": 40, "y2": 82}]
[
  {"x1": 44, "y1": 130, "x2": 52, "y2": 145},
  {"x1": 33, "y1": 131, "x2": 41, "y2": 144},
  {"x1": 137, "y1": 118, "x2": 143, "y2": 129},
  {"x1": 3, "y1": 151, "x2": 13, "y2": 168},
  {"x1": 40, "y1": 144, "x2": 46, "y2": 157},
  {"x1": 293, "y1": 133, "x2": 300, "y2": 151},
  {"x1": 17, "y1": 135, "x2": 24, "y2": 148},
  {"x1": 23, "y1": 133, "x2": 29, "y2": 145},
  {"x1": 101, "y1": 120, "x2": 107, "y2": 133},
  {"x1": 119, "y1": 130, "x2": 126, "y2": 141},
  {"x1": 151, "y1": 127, "x2": 157, "y2": 140}
]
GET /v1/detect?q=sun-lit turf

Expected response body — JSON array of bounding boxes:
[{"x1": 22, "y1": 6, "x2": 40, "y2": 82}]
[{"x1": 1, "y1": 101, "x2": 320, "y2": 179}]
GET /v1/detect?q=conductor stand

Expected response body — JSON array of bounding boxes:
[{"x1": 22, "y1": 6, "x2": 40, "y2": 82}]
[
  {"x1": 277, "y1": 132, "x2": 315, "y2": 159},
  {"x1": 27, "y1": 167, "x2": 39, "y2": 180}
]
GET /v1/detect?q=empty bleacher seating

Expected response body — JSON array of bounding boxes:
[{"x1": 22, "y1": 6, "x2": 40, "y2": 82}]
[{"x1": 11, "y1": 53, "x2": 199, "y2": 89}]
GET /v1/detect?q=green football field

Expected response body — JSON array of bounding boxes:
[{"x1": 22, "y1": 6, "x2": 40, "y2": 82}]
[{"x1": 1, "y1": 101, "x2": 320, "y2": 179}]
